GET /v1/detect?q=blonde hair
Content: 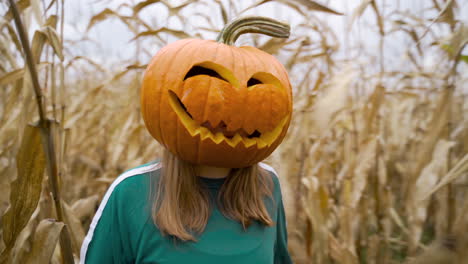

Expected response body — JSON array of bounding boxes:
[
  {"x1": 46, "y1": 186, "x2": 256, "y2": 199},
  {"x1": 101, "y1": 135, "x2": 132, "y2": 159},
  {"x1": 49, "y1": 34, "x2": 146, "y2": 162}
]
[{"x1": 151, "y1": 149, "x2": 274, "y2": 241}]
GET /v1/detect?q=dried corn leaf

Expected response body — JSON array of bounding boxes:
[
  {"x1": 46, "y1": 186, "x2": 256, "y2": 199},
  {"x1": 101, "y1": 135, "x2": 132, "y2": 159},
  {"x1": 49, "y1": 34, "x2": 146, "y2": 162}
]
[
  {"x1": 44, "y1": 15, "x2": 58, "y2": 28},
  {"x1": 23, "y1": 219, "x2": 64, "y2": 264},
  {"x1": 416, "y1": 140, "x2": 455, "y2": 203},
  {"x1": 131, "y1": 28, "x2": 191, "y2": 41},
  {"x1": 44, "y1": 0, "x2": 56, "y2": 12},
  {"x1": 87, "y1": 8, "x2": 138, "y2": 33},
  {"x1": 1, "y1": 124, "x2": 45, "y2": 253},
  {"x1": 433, "y1": 0, "x2": 456, "y2": 27},
  {"x1": 349, "y1": 137, "x2": 376, "y2": 208},
  {"x1": 31, "y1": 30, "x2": 47, "y2": 64},
  {"x1": 417, "y1": 0, "x2": 455, "y2": 44},
  {"x1": 301, "y1": 182, "x2": 329, "y2": 262},
  {"x1": 410, "y1": 140, "x2": 455, "y2": 246},
  {"x1": 312, "y1": 66, "x2": 354, "y2": 134},
  {"x1": 243, "y1": 0, "x2": 343, "y2": 15},
  {"x1": 71, "y1": 195, "x2": 99, "y2": 221},
  {"x1": 87, "y1": 8, "x2": 118, "y2": 31},
  {"x1": 30, "y1": 0, "x2": 44, "y2": 26},
  {"x1": 407, "y1": 241, "x2": 457, "y2": 264},
  {"x1": 110, "y1": 114, "x2": 136, "y2": 167},
  {"x1": 3, "y1": 78, "x2": 23, "y2": 120},
  {"x1": 111, "y1": 65, "x2": 147, "y2": 82},
  {"x1": 166, "y1": 1, "x2": 194, "y2": 17},
  {"x1": 197, "y1": 26, "x2": 220, "y2": 33},
  {"x1": 214, "y1": 0, "x2": 228, "y2": 24},
  {"x1": 389, "y1": 208, "x2": 409, "y2": 235},
  {"x1": 362, "y1": 84, "x2": 385, "y2": 136},
  {"x1": 5, "y1": 23, "x2": 22, "y2": 55},
  {"x1": 370, "y1": 0, "x2": 384, "y2": 35},
  {"x1": 439, "y1": 25, "x2": 468, "y2": 58},
  {"x1": 0, "y1": 63, "x2": 49, "y2": 86},
  {"x1": 329, "y1": 232, "x2": 359, "y2": 264},
  {"x1": 126, "y1": 64, "x2": 148, "y2": 70},
  {"x1": 0, "y1": 36, "x2": 19, "y2": 69},
  {"x1": 259, "y1": 38, "x2": 295, "y2": 54},
  {"x1": 349, "y1": 0, "x2": 372, "y2": 28},
  {"x1": 10, "y1": 204, "x2": 41, "y2": 264},
  {"x1": 39, "y1": 26, "x2": 63, "y2": 61},
  {"x1": 460, "y1": 55, "x2": 468, "y2": 64},
  {"x1": 424, "y1": 153, "x2": 468, "y2": 199},
  {"x1": 292, "y1": 0, "x2": 343, "y2": 15},
  {"x1": 401, "y1": 28, "x2": 423, "y2": 55},
  {"x1": 296, "y1": 52, "x2": 327, "y2": 63},
  {"x1": 65, "y1": 56, "x2": 107, "y2": 73},
  {"x1": 4, "y1": 0, "x2": 31, "y2": 21},
  {"x1": 63, "y1": 202, "x2": 86, "y2": 256},
  {"x1": 407, "y1": 89, "x2": 451, "y2": 198},
  {"x1": 133, "y1": 0, "x2": 163, "y2": 13}
]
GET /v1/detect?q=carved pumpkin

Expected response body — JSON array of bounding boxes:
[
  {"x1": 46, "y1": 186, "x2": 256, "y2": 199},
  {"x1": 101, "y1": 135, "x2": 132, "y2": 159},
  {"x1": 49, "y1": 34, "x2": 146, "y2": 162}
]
[{"x1": 141, "y1": 17, "x2": 292, "y2": 168}]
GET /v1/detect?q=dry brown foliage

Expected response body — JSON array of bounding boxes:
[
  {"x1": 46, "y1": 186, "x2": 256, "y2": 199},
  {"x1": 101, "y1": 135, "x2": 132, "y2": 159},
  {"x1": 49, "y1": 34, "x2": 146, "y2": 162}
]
[{"x1": 0, "y1": 0, "x2": 467, "y2": 263}]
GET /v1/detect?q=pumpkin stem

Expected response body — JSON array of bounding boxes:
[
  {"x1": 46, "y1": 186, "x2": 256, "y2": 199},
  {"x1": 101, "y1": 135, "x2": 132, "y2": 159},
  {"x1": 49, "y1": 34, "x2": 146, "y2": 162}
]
[{"x1": 216, "y1": 16, "x2": 290, "y2": 45}]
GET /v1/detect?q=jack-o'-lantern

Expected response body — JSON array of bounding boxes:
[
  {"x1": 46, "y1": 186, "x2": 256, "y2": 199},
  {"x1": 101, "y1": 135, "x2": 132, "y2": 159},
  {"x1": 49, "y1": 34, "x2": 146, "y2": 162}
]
[{"x1": 141, "y1": 17, "x2": 293, "y2": 168}]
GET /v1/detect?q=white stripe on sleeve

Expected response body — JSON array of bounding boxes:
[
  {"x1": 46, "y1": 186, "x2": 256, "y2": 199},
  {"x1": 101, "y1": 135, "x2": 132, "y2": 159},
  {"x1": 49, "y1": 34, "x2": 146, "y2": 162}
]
[{"x1": 79, "y1": 162, "x2": 161, "y2": 264}]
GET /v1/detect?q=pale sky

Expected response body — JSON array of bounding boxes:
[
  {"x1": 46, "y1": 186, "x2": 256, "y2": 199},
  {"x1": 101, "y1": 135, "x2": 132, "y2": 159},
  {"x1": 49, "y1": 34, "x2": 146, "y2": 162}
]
[
  {"x1": 60, "y1": 0, "x2": 467, "y2": 80},
  {"x1": 1, "y1": 0, "x2": 461, "y2": 86}
]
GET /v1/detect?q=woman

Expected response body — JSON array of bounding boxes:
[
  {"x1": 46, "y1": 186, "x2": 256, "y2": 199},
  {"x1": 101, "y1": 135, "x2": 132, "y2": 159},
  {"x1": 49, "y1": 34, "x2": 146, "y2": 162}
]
[{"x1": 80, "y1": 16, "x2": 293, "y2": 264}]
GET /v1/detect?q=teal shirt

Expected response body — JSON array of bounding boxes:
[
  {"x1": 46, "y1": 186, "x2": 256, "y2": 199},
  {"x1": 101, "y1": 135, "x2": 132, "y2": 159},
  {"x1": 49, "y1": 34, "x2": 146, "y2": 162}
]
[{"x1": 80, "y1": 162, "x2": 292, "y2": 264}]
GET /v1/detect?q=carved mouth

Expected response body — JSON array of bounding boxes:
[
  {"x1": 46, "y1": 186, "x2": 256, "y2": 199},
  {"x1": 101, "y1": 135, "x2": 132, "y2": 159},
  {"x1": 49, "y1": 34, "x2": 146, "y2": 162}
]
[
  {"x1": 168, "y1": 90, "x2": 287, "y2": 148},
  {"x1": 200, "y1": 120, "x2": 262, "y2": 139}
]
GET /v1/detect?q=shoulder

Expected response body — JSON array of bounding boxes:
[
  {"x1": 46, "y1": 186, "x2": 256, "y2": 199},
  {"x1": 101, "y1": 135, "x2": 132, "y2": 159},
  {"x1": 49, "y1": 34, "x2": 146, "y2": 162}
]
[
  {"x1": 259, "y1": 162, "x2": 278, "y2": 177},
  {"x1": 80, "y1": 161, "x2": 162, "y2": 263},
  {"x1": 110, "y1": 161, "x2": 162, "y2": 195},
  {"x1": 91, "y1": 160, "x2": 162, "y2": 223},
  {"x1": 259, "y1": 162, "x2": 283, "y2": 200},
  {"x1": 118, "y1": 160, "x2": 162, "y2": 183}
]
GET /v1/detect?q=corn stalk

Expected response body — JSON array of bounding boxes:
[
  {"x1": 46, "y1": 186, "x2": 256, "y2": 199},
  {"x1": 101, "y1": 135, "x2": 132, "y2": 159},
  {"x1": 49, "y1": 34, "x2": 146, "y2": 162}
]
[{"x1": 7, "y1": 0, "x2": 74, "y2": 262}]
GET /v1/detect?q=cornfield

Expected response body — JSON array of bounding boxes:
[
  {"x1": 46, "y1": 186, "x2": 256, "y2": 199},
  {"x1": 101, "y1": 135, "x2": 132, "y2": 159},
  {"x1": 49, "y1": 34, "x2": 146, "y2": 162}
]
[{"x1": 0, "y1": 0, "x2": 467, "y2": 263}]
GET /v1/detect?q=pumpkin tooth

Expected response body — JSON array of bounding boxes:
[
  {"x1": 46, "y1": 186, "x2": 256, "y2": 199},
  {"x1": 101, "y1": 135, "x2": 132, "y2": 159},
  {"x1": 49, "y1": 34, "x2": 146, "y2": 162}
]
[
  {"x1": 197, "y1": 127, "x2": 211, "y2": 140},
  {"x1": 213, "y1": 132, "x2": 225, "y2": 144},
  {"x1": 230, "y1": 133, "x2": 244, "y2": 145},
  {"x1": 242, "y1": 137, "x2": 257, "y2": 148},
  {"x1": 255, "y1": 137, "x2": 268, "y2": 148}
]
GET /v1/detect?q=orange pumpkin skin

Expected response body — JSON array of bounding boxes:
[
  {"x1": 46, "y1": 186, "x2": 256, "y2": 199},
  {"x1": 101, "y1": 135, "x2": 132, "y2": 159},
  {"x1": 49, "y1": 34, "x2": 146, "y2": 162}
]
[{"x1": 141, "y1": 39, "x2": 292, "y2": 168}]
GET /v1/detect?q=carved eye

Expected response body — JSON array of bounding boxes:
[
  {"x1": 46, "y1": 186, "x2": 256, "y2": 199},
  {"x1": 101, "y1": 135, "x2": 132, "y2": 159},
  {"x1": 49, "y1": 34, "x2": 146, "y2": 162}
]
[
  {"x1": 247, "y1": 73, "x2": 283, "y2": 90},
  {"x1": 184, "y1": 66, "x2": 228, "y2": 82},
  {"x1": 247, "y1": 77, "x2": 263, "y2": 86}
]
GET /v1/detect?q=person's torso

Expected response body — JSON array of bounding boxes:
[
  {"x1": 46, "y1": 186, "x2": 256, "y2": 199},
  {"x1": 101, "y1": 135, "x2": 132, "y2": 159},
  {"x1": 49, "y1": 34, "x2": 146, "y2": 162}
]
[{"x1": 114, "y1": 164, "x2": 279, "y2": 264}]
